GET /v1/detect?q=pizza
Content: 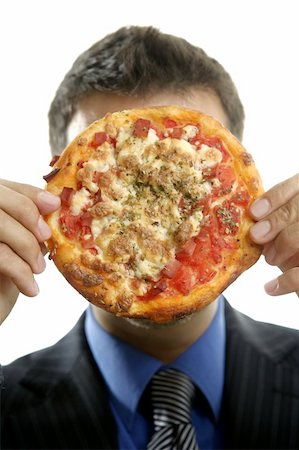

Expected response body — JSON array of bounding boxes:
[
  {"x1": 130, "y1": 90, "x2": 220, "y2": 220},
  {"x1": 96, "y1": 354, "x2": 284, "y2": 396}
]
[{"x1": 44, "y1": 106, "x2": 263, "y2": 323}]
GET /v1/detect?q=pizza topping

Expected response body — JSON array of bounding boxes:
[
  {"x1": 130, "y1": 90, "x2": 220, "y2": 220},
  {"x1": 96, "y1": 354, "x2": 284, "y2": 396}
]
[
  {"x1": 43, "y1": 168, "x2": 60, "y2": 182},
  {"x1": 49, "y1": 154, "x2": 60, "y2": 167},
  {"x1": 60, "y1": 187, "x2": 75, "y2": 206},
  {"x1": 195, "y1": 145, "x2": 223, "y2": 169},
  {"x1": 215, "y1": 203, "x2": 240, "y2": 235},
  {"x1": 171, "y1": 265, "x2": 197, "y2": 295},
  {"x1": 182, "y1": 125, "x2": 199, "y2": 140},
  {"x1": 133, "y1": 118, "x2": 152, "y2": 138},
  {"x1": 216, "y1": 165, "x2": 235, "y2": 186},
  {"x1": 114, "y1": 293, "x2": 134, "y2": 312},
  {"x1": 241, "y1": 151, "x2": 254, "y2": 166},
  {"x1": 70, "y1": 187, "x2": 92, "y2": 215},
  {"x1": 162, "y1": 259, "x2": 182, "y2": 279},
  {"x1": 163, "y1": 118, "x2": 178, "y2": 128},
  {"x1": 90, "y1": 132, "x2": 107, "y2": 148}
]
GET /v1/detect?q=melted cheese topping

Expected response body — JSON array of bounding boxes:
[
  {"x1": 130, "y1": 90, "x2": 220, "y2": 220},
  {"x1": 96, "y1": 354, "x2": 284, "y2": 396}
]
[
  {"x1": 74, "y1": 124, "x2": 225, "y2": 290},
  {"x1": 70, "y1": 188, "x2": 92, "y2": 215}
]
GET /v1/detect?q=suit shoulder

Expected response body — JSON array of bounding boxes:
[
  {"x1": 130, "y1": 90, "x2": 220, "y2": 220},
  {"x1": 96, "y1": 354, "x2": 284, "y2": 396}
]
[
  {"x1": 225, "y1": 301, "x2": 299, "y2": 365},
  {"x1": 2, "y1": 315, "x2": 87, "y2": 412}
]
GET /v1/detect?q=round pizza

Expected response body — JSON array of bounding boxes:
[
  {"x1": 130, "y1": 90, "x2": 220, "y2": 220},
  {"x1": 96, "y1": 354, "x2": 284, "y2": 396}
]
[{"x1": 44, "y1": 106, "x2": 263, "y2": 323}]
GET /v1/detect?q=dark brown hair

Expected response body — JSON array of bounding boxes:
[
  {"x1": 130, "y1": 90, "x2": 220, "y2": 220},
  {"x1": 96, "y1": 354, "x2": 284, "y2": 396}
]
[{"x1": 49, "y1": 26, "x2": 244, "y2": 154}]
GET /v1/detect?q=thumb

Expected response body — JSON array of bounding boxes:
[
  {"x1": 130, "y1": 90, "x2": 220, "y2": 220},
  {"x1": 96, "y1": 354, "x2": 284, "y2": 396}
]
[{"x1": 0, "y1": 179, "x2": 61, "y2": 215}]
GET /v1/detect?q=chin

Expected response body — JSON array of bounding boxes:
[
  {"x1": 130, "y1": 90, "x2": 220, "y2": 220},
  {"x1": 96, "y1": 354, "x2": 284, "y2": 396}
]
[{"x1": 123, "y1": 314, "x2": 195, "y2": 330}]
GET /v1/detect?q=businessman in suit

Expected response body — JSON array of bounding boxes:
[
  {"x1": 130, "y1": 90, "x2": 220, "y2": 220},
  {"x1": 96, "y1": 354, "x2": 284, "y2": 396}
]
[{"x1": 1, "y1": 26, "x2": 299, "y2": 449}]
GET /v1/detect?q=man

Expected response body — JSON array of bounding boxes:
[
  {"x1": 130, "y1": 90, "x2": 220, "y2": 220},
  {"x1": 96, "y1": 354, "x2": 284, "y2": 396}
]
[{"x1": 1, "y1": 26, "x2": 299, "y2": 449}]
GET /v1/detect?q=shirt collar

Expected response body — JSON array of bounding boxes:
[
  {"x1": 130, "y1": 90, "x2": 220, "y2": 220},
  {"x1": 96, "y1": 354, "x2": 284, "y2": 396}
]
[{"x1": 84, "y1": 296, "x2": 225, "y2": 430}]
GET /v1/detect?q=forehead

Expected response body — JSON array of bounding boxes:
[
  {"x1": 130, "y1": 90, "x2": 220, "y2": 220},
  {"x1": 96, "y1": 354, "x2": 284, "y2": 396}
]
[{"x1": 67, "y1": 89, "x2": 229, "y2": 143}]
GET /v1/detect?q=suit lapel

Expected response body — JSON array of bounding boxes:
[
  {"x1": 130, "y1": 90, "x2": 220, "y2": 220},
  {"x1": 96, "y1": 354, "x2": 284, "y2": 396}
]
[
  {"x1": 224, "y1": 301, "x2": 299, "y2": 449},
  {"x1": 6, "y1": 314, "x2": 118, "y2": 449}
]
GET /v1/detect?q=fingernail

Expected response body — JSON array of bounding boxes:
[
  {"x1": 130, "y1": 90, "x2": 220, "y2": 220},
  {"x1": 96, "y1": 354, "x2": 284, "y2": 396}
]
[
  {"x1": 36, "y1": 252, "x2": 46, "y2": 272},
  {"x1": 38, "y1": 191, "x2": 61, "y2": 208},
  {"x1": 38, "y1": 217, "x2": 52, "y2": 240},
  {"x1": 251, "y1": 220, "x2": 271, "y2": 240},
  {"x1": 264, "y1": 278, "x2": 279, "y2": 295},
  {"x1": 31, "y1": 279, "x2": 40, "y2": 296},
  {"x1": 250, "y1": 198, "x2": 271, "y2": 218}
]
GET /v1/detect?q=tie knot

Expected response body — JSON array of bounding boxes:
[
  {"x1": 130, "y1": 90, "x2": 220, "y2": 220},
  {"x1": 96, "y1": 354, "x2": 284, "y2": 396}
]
[{"x1": 151, "y1": 368, "x2": 195, "y2": 429}]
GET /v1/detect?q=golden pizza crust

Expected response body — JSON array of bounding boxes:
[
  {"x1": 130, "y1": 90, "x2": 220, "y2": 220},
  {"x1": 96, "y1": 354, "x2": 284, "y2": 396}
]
[{"x1": 45, "y1": 106, "x2": 263, "y2": 323}]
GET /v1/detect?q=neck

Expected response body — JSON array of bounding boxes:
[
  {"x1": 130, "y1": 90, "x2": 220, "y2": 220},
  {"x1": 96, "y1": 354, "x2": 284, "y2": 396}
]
[{"x1": 91, "y1": 299, "x2": 219, "y2": 363}]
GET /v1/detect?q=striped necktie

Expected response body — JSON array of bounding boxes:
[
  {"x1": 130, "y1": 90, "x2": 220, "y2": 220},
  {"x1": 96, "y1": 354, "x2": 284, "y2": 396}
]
[{"x1": 147, "y1": 368, "x2": 199, "y2": 450}]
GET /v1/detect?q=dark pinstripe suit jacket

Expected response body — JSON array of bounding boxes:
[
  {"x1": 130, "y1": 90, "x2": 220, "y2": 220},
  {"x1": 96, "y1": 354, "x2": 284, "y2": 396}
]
[{"x1": 1, "y1": 300, "x2": 299, "y2": 449}]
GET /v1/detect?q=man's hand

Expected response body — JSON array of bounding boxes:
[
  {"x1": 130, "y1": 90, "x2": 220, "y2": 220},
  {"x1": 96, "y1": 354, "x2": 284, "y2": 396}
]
[
  {"x1": 249, "y1": 173, "x2": 299, "y2": 296},
  {"x1": 0, "y1": 179, "x2": 61, "y2": 324}
]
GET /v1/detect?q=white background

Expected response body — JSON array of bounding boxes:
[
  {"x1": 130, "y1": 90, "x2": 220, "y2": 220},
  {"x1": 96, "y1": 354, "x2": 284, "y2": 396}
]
[{"x1": 0, "y1": 0, "x2": 298, "y2": 364}]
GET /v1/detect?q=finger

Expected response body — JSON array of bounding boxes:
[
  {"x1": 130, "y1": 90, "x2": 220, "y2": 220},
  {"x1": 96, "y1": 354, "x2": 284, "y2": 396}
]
[
  {"x1": 263, "y1": 222, "x2": 299, "y2": 266},
  {"x1": 249, "y1": 193, "x2": 299, "y2": 244},
  {"x1": 40, "y1": 242, "x2": 48, "y2": 256},
  {"x1": 0, "y1": 184, "x2": 52, "y2": 242},
  {"x1": 264, "y1": 268, "x2": 299, "y2": 296},
  {"x1": 250, "y1": 173, "x2": 299, "y2": 220},
  {"x1": 0, "y1": 279, "x2": 19, "y2": 325},
  {"x1": 279, "y1": 252, "x2": 299, "y2": 273},
  {"x1": 0, "y1": 179, "x2": 61, "y2": 215},
  {"x1": 0, "y1": 243, "x2": 39, "y2": 297},
  {"x1": 0, "y1": 210, "x2": 46, "y2": 274}
]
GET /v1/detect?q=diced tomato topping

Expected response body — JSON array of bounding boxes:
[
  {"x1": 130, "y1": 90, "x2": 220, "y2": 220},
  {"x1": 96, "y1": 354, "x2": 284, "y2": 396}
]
[
  {"x1": 197, "y1": 268, "x2": 217, "y2": 283},
  {"x1": 92, "y1": 171, "x2": 103, "y2": 184},
  {"x1": 90, "y1": 132, "x2": 107, "y2": 148},
  {"x1": 89, "y1": 248, "x2": 98, "y2": 256},
  {"x1": 231, "y1": 190, "x2": 250, "y2": 207},
  {"x1": 133, "y1": 118, "x2": 151, "y2": 138},
  {"x1": 162, "y1": 259, "x2": 182, "y2": 279},
  {"x1": 109, "y1": 137, "x2": 117, "y2": 148},
  {"x1": 80, "y1": 226, "x2": 95, "y2": 249},
  {"x1": 191, "y1": 238, "x2": 211, "y2": 264},
  {"x1": 149, "y1": 125, "x2": 163, "y2": 139},
  {"x1": 176, "y1": 239, "x2": 196, "y2": 260},
  {"x1": 194, "y1": 196, "x2": 211, "y2": 216},
  {"x1": 170, "y1": 127, "x2": 183, "y2": 139},
  {"x1": 142, "y1": 279, "x2": 168, "y2": 300},
  {"x1": 215, "y1": 201, "x2": 240, "y2": 236},
  {"x1": 202, "y1": 166, "x2": 218, "y2": 180},
  {"x1": 80, "y1": 211, "x2": 92, "y2": 227},
  {"x1": 60, "y1": 187, "x2": 75, "y2": 207},
  {"x1": 211, "y1": 251, "x2": 222, "y2": 264},
  {"x1": 189, "y1": 133, "x2": 201, "y2": 147},
  {"x1": 59, "y1": 208, "x2": 80, "y2": 239},
  {"x1": 81, "y1": 238, "x2": 95, "y2": 249},
  {"x1": 216, "y1": 165, "x2": 236, "y2": 190},
  {"x1": 171, "y1": 266, "x2": 196, "y2": 295},
  {"x1": 163, "y1": 118, "x2": 177, "y2": 128},
  {"x1": 59, "y1": 207, "x2": 94, "y2": 242}
]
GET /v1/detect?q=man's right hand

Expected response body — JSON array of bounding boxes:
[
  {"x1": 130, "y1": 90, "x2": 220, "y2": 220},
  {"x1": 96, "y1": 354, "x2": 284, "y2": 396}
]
[{"x1": 0, "y1": 180, "x2": 61, "y2": 324}]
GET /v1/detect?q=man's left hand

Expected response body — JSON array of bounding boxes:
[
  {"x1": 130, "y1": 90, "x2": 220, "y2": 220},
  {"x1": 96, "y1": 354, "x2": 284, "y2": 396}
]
[{"x1": 249, "y1": 173, "x2": 299, "y2": 296}]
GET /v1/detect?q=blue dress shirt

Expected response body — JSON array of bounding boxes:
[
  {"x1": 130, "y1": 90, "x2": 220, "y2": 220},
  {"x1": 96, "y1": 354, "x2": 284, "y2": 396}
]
[{"x1": 84, "y1": 296, "x2": 226, "y2": 450}]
